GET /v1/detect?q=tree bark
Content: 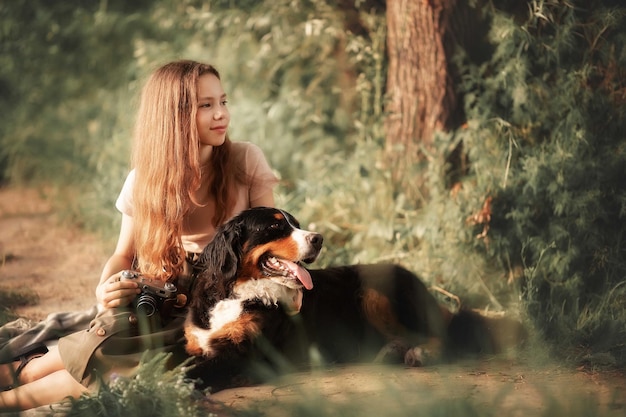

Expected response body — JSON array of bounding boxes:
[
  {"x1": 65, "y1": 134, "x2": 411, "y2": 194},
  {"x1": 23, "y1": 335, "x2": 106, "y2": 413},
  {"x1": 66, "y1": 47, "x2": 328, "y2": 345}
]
[{"x1": 385, "y1": 0, "x2": 456, "y2": 192}]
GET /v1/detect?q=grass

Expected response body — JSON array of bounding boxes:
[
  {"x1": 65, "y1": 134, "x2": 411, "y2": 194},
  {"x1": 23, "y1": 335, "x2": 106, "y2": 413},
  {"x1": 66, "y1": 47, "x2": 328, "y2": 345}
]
[
  {"x1": 54, "y1": 353, "x2": 623, "y2": 417},
  {"x1": 0, "y1": 286, "x2": 38, "y2": 325},
  {"x1": 0, "y1": 247, "x2": 39, "y2": 325}
]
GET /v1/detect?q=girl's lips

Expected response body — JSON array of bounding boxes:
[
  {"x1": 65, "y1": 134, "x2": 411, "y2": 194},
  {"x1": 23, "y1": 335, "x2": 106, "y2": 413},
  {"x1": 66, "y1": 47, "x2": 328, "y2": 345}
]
[{"x1": 211, "y1": 126, "x2": 227, "y2": 132}]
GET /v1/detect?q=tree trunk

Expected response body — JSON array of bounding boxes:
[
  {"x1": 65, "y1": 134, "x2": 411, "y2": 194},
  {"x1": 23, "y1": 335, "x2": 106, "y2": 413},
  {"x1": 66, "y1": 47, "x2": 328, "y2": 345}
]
[{"x1": 385, "y1": 0, "x2": 456, "y2": 195}]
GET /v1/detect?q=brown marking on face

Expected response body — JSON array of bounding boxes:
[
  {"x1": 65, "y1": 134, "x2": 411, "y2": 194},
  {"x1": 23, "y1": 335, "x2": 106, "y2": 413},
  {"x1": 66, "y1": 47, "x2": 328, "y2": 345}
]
[
  {"x1": 184, "y1": 324, "x2": 204, "y2": 356},
  {"x1": 238, "y1": 237, "x2": 301, "y2": 282}
]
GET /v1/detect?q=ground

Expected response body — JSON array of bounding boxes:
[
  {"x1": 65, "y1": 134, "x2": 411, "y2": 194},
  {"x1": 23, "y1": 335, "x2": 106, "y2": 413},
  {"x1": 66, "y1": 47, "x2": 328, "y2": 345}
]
[{"x1": 0, "y1": 186, "x2": 624, "y2": 416}]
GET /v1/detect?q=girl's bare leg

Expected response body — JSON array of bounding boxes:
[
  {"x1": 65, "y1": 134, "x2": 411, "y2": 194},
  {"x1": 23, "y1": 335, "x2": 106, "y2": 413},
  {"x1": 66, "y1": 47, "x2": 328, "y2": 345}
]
[
  {"x1": 0, "y1": 345, "x2": 63, "y2": 386},
  {"x1": 0, "y1": 369, "x2": 87, "y2": 410},
  {"x1": 0, "y1": 345, "x2": 87, "y2": 411}
]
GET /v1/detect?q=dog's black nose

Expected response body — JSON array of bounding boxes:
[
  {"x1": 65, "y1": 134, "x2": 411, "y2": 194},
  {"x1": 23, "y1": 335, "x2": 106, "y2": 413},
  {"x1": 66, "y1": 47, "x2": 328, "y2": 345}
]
[{"x1": 308, "y1": 233, "x2": 323, "y2": 250}]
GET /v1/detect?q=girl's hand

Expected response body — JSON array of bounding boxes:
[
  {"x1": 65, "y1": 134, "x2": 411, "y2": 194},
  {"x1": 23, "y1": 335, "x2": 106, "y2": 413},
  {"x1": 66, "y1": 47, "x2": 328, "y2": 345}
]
[{"x1": 96, "y1": 271, "x2": 140, "y2": 309}]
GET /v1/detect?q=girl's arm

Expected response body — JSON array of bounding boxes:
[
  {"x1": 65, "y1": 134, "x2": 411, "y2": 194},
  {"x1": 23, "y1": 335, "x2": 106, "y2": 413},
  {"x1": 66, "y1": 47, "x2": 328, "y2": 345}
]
[{"x1": 95, "y1": 213, "x2": 139, "y2": 309}]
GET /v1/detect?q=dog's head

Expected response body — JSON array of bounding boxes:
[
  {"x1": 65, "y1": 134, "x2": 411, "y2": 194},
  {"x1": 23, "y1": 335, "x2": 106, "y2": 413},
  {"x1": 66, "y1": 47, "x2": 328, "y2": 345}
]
[
  {"x1": 185, "y1": 207, "x2": 323, "y2": 359},
  {"x1": 197, "y1": 207, "x2": 323, "y2": 303}
]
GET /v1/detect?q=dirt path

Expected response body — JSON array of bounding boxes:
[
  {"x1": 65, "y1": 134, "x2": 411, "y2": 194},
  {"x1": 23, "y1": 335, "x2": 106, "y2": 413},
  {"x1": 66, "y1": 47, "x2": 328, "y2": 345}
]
[
  {"x1": 208, "y1": 362, "x2": 626, "y2": 416},
  {"x1": 0, "y1": 187, "x2": 624, "y2": 416},
  {"x1": 0, "y1": 187, "x2": 105, "y2": 320}
]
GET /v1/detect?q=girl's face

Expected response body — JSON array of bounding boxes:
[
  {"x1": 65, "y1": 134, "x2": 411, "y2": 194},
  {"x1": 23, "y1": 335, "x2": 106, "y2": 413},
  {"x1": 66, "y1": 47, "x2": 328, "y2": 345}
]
[{"x1": 196, "y1": 73, "x2": 230, "y2": 148}]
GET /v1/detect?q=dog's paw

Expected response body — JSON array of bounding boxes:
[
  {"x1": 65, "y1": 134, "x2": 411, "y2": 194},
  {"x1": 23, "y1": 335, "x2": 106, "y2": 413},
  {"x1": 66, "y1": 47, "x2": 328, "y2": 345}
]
[
  {"x1": 404, "y1": 347, "x2": 427, "y2": 367},
  {"x1": 374, "y1": 340, "x2": 409, "y2": 364},
  {"x1": 404, "y1": 341, "x2": 442, "y2": 367}
]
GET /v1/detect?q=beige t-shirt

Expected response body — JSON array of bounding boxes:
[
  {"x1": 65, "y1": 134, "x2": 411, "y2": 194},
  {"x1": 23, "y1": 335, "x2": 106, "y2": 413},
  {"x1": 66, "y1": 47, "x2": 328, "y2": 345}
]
[{"x1": 115, "y1": 141, "x2": 279, "y2": 253}]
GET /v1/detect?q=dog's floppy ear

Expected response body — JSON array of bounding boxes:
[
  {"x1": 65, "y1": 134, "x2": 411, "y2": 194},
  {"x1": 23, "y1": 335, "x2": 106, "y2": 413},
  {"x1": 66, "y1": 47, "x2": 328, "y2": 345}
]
[{"x1": 199, "y1": 218, "x2": 245, "y2": 284}]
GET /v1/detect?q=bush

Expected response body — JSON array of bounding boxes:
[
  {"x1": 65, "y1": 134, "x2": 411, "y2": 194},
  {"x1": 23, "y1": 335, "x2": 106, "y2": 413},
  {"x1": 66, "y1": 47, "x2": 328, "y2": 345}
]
[{"x1": 451, "y1": 1, "x2": 626, "y2": 360}]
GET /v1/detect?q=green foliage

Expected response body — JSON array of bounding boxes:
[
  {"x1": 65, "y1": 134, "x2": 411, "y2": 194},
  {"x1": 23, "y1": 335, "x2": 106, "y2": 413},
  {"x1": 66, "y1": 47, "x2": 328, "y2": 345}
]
[
  {"x1": 64, "y1": 354, "x2": 207, "y2": 417},
  {"x1": 0, "y1": 0, "x2": 157, "y2": 185},
  {"x1": 453, "y1": 0, "x2": 626, "y2": 357},
  {"x1": 0, "y1": 287, "x2": 38, "y2": 325},
  {"x1": 63, "y1": 359, "x2": 618, "y2": 417}
]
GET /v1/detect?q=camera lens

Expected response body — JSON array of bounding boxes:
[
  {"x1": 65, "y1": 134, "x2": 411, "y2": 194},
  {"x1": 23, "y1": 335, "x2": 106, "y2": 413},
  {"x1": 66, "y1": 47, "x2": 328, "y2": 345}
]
[{"x1": 135, "y1": 293, "x2": 158, "y2": 317}]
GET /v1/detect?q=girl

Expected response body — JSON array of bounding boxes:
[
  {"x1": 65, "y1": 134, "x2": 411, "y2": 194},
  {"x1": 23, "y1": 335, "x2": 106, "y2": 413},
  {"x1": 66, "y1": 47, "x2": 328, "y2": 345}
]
[{"x1": 0, "y1": 60, "x2": 278, "y2": 410}]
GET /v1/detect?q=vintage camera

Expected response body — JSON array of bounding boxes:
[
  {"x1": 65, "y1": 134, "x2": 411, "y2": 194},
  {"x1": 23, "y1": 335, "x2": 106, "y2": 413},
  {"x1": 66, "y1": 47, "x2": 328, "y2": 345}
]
[{"x1": 120, "y1": 270, "x2": 177, "y2": 317}]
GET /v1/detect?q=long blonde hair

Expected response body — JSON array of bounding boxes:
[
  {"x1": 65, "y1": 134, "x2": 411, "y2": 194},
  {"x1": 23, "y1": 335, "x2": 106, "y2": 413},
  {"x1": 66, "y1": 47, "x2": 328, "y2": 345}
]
[{"x1": 131, "y1": 60, "x2": 243, "y2": 279}]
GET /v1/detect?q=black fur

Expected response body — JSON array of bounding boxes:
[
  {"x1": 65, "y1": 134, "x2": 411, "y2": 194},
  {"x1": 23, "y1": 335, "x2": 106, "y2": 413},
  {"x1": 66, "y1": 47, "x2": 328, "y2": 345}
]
[{"x1": 184, "y1": 207, "x2": 523, "y2": 392}]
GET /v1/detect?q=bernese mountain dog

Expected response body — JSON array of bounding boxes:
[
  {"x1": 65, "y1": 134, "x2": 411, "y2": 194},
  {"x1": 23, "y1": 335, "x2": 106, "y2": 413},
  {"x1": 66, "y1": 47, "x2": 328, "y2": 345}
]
[{"x1": 184, "y1": 207, "x2": 522, "y2": 391}]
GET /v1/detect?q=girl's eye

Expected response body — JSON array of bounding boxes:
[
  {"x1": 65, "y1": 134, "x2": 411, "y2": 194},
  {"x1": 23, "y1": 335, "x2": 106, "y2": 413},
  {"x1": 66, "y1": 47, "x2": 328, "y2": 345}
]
[
  {"x1": 199, "y1": 103, "x2": 211, "y2": 108},
  {"x1": 221, "y1": 100, "x2": 228, "y2": 106}
]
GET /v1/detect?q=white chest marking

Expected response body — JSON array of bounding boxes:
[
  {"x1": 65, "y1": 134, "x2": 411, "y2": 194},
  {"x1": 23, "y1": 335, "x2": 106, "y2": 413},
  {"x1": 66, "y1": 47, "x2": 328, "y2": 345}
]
[
  {"x1": 188, "y1": 299, "x2": 243, "y2": 357},
  {"x1": 189, "y1": 279, "x2": 302, "y2": 357},
  {"x1": 209, "y1": 299, "x2": 244, "y2": 331}
]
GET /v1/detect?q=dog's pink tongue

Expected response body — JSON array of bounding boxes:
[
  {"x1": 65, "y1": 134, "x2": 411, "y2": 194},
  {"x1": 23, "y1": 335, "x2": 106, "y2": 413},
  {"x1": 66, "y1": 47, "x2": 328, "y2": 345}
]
[{"x1": 285, "y1": 260, "x2": 314, "y2": 290}]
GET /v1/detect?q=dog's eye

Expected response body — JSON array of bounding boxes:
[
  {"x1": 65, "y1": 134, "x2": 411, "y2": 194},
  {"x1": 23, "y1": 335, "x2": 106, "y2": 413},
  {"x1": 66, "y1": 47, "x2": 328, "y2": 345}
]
[{"x1": 269, "y1": 222, "x2": 280, "y2": 229}]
